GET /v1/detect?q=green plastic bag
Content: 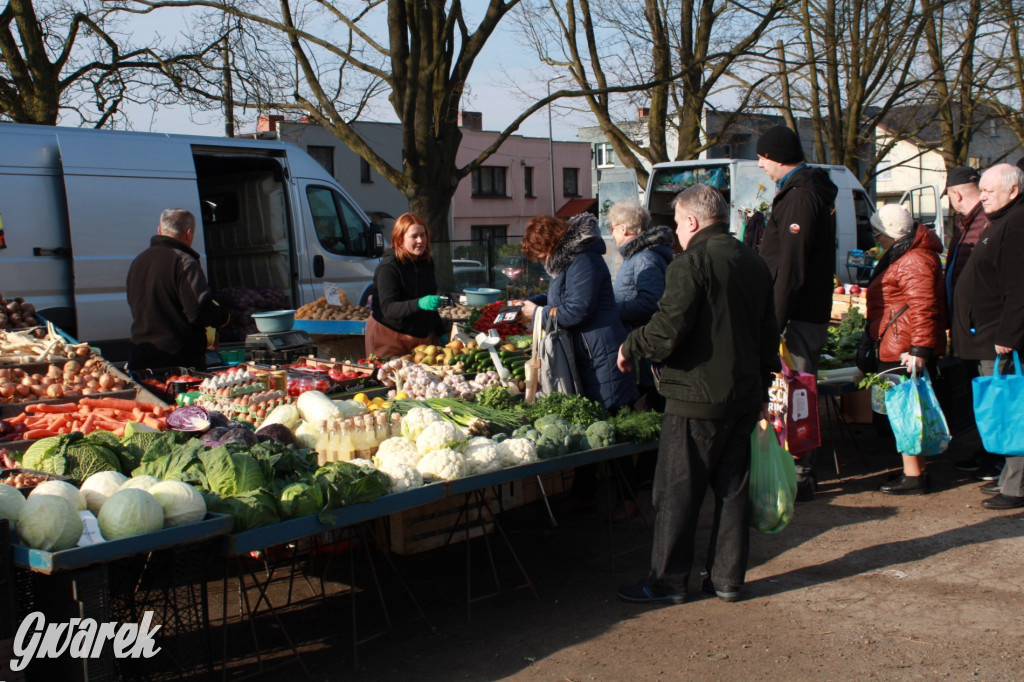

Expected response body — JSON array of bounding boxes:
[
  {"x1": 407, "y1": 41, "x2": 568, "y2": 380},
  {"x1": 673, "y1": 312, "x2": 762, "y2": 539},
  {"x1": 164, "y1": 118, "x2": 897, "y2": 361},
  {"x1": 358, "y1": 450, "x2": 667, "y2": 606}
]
[{"x1": 749, "y1": 420, "x2": 797, "y2": 534}]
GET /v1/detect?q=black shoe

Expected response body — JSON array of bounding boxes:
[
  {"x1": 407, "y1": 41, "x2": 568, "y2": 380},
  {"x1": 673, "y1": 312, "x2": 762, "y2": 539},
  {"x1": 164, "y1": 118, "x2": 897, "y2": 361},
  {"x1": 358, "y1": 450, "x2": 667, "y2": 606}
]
[
  {"x1": 982, "y1": 493, "x2": 1024, "y2": 510},
  {"x1": 879, "y1": 475, "x2": 929, "y2": 495},
  {"x1": 953, "y1": 456, "x2": 982, "y2": 472},
  {"x1": 795, "y1": 468, "x2": 817, "y2": 502},
  {"x1": 617, "y1": 579, "x2": 686, "y2": 605},
  {"x1": 980, "y1": 481, "x2": 1001, "y2": 495},
  {"x1": 973, "y1": 464, "x2": 1003, "y2": 482},
  {"x1": 700, "y1": 576, "x2": 741, "y2": 602}
]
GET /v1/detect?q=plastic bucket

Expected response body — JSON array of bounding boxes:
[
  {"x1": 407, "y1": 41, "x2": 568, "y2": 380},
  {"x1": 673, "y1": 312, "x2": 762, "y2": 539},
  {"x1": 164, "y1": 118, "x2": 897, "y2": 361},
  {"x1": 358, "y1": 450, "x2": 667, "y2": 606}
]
[{"x1": 870, "y1": 374, "x2": 902, "y2": 414}]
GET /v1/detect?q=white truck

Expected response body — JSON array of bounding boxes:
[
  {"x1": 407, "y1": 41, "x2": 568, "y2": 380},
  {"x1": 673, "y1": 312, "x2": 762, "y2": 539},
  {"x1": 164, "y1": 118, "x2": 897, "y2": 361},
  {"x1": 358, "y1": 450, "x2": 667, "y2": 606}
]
[{"x1": 0, "y1": 123, "x2": 384, "y2": 356}]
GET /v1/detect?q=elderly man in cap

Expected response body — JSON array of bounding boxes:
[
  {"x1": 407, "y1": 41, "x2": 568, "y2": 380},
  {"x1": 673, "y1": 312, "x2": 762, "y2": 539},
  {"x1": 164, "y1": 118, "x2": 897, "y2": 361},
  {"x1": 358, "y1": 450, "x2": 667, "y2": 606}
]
[
  {"x1": 756, "y1": 125, "x2": 838, "y2": 499},
  {"x1": 943, "y1": 167, "x2": 999, "y2": 479},
  {"x1": 951, "y1": 163, "x2": 1024, "y2": 510}
]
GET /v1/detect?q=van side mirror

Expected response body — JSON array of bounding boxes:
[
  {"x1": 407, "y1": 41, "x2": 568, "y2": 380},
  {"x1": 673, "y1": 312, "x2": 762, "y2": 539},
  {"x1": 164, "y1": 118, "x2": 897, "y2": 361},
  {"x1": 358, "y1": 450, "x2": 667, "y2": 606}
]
[{"x1": 369, "y1": 223, "x2": 385, "y2": 258}]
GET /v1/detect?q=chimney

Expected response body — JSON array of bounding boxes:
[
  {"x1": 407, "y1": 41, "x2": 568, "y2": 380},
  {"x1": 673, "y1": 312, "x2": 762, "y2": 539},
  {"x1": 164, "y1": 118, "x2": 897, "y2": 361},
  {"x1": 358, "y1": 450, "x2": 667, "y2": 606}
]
[
  {"x1": 458, "y1": 111, "x2": 483, "y2": 131},
  {"x1": 637, "y1": 108, "x2": 650, "y2": 121},
  {"x1": 299, "y1": 116, "x2": 316, "y2": 124},
  {"x1": 257, "y1": 114, "x2": 285, "y2": 133}
]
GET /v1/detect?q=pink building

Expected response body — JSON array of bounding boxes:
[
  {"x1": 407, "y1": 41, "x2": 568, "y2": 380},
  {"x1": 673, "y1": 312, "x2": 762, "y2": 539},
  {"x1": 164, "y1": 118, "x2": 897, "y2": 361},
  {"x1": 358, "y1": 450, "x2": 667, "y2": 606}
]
[{"x1": 451, "y1": 112, "x2": 594, "y2": 244}]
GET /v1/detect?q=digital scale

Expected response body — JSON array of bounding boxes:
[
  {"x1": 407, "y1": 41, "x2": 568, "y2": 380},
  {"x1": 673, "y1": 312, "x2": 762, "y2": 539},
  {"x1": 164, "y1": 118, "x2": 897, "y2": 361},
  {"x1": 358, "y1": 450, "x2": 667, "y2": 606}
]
[{"x1": 243, "y1": 330, "x2": 317, "y2": 364}]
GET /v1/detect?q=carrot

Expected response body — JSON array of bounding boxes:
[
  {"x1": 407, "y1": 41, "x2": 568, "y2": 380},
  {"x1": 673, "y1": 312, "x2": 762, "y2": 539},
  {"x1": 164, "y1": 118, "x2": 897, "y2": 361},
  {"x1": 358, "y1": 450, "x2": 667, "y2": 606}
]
[
  {"x1": 91, "y1": 419, "x2": 124, "y2": 431},
  {"x1": 79, "y1": 397, "x2": 155, "y2": 413},
  {"x1": 7, "y1": 412, "x2": 28, "y2": 425},
  {"x1": 80, "y1": 412, "x2": 98, "y2": 434},
  {"x1": 23, "y1": 429, "x2": 59, "y2": 440},
  {"x1": 113, "y1": 427, "x2": 125, "y2": 438},
  {"x1": 132, "y1": 407, "x2": 145, "y2": 421},
  {"x1": 46, "y1": 414, "x2": 73, "y2": 430},
  {"x1": 24, "y1": 403, "x2": 78, "y2": 414},
  {"x1": 142, "y1": 415, "x2": 162, "y2": 430}
]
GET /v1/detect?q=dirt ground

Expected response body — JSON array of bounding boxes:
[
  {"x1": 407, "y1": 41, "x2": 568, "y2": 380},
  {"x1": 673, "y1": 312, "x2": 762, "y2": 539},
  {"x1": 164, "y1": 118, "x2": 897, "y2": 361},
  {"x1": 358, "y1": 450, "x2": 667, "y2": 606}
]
[{"x1": 211, "y1": 412, "x2": 1024, "y2": 681}]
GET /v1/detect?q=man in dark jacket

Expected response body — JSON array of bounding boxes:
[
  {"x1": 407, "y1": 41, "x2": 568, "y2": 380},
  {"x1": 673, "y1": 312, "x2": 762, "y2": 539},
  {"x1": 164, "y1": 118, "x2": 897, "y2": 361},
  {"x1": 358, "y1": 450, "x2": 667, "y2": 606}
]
[
  {"x1": 952, "y1": 163, "x2": 1024, "y2": 510},
  {"x1": 756, "y1": 125, "x2": 837, "y2": 498},
  {"x1": 126, "y1": 209, "x2": 230, "y2": 370},
  {"x1": 615, "y1": 184, "x2": 779, "y2": 605}
]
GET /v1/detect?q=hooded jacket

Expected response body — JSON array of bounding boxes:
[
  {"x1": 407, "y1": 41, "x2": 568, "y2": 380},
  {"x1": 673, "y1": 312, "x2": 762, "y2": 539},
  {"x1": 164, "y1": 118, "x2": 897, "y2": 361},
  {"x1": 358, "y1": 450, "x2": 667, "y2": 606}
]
[
  {"x1": 126, "y1": 235, "x2": 229, "y2": 370},
  {"x1": 532, "y1": 214, "x2": 638, "y2": 411},
  {"x1": 613, "y1": 225, "x2": 675, "y2": 329},
  {"x1": 371, "y1": 248, "x2": 442, "y2": 338},
  {"x1": 866, "y1": 224, "x2": 947, "y2": 362},
  {"x1": 621, "y1": 223, "x2": 780, "y2": 419},
  {"x1": 758, "y1": 165, "x2": 838, "y2": 329},
  {"x1": 951, "y1": 194, "x2": 1024, "y2": 360}
]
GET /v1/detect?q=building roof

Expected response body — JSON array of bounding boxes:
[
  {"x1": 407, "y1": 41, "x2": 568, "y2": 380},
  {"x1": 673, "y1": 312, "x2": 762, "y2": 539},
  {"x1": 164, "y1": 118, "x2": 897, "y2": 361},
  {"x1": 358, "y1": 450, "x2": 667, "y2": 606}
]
[{"x1": 555, "y1": 198, "x2": 598, "y2": 218}]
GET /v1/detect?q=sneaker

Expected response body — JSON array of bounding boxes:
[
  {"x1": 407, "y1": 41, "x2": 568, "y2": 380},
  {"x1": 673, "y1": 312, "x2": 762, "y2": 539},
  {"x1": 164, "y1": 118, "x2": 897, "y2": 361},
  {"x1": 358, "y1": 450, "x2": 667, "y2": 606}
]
[
  {"x1": 617, "y1": 578, "x2": 686, "y2": 605},
  {"x1": 701, "y1": 576, "x2": 741, "y2": 602},
  {"x1": 973, "y1": 464, "x2": 1003, "y2": 482}
]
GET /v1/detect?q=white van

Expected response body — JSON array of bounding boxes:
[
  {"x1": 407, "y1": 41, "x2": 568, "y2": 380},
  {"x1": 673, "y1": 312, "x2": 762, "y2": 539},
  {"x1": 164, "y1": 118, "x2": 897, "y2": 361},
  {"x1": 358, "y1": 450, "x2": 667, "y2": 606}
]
[
  {"x1": 644, "y1": 160, "x2": 879, "y2": 279},
  {"x1": 0, "y1": 124, "x2": 383, "y2": 354}
]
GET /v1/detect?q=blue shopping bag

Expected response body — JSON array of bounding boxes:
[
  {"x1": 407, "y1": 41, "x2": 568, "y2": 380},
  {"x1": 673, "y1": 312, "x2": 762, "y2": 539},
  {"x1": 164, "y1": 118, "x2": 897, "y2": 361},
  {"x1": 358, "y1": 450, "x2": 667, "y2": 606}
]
[
  {"x1": 972, "y1": 351, "x2": 1024, "y2": 455},
  {"x1": 884, "y1": 367, "x2": 952, "y2": 456}
]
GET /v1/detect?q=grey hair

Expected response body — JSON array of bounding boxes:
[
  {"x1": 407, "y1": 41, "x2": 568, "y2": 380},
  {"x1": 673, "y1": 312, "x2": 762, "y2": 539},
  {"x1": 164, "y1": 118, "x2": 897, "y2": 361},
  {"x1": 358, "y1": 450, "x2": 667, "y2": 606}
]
[
  {"x1": 672, "y1": 184, "x2": 729, "y2": 224},
  {"x1": 606, "y1": 198, "x2": 650, "y2": 236},
  {"x1": 159, "y1": 209, "x2": 196, "y2": 238},
  {"x1": 987, "y1": 163, "x2": 1024, "y2": 193}
]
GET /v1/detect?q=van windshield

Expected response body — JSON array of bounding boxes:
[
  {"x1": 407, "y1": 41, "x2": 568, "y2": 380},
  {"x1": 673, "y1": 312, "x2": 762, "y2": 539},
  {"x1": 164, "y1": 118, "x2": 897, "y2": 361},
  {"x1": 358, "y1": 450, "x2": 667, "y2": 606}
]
[{"x1": 307, "y1": 186, "x2": 369, "y2": 256}]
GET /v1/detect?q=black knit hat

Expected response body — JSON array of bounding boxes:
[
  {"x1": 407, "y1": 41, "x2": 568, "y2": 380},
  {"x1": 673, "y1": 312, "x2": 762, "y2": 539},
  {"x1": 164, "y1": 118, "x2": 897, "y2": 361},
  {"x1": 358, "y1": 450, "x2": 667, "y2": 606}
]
[{"x1": 756, "y1": 126, "x2": 804, "y2": 164}]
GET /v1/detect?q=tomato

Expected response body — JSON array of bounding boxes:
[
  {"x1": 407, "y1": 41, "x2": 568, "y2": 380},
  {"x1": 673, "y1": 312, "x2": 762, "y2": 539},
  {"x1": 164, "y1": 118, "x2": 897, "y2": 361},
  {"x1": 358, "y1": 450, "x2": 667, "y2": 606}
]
[
  {"x1": 848, "y1": 284, "x2": 861, "y2": 295},
  {"x1": 833, "y1": 286, "x2": 846, "y2": 294}
]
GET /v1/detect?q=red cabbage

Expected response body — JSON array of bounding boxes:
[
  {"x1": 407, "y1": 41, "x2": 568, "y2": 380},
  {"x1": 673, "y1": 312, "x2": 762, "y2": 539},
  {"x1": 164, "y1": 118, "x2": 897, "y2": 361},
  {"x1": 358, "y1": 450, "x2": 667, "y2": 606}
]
[{"x1": 166, "y1": 406, "x2": 212, "y2": 432}]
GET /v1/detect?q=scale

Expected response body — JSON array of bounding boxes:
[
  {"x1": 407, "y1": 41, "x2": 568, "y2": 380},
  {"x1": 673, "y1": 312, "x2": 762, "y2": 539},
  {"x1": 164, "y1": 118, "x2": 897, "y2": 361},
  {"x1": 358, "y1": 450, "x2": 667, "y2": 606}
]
[{"x1": 244, "y1": 329, "x2": 317, "y2": 364}]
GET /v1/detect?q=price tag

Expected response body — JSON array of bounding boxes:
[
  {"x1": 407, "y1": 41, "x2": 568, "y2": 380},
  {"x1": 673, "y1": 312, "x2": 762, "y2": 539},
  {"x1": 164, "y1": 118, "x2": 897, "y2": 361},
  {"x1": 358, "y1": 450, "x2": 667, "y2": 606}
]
[
  {"x1": 323, "y1": 282, "x2": 342, "y2": 306},
  {"x1": 77, "y1": 511, "x2": 106, "y2": 546}
]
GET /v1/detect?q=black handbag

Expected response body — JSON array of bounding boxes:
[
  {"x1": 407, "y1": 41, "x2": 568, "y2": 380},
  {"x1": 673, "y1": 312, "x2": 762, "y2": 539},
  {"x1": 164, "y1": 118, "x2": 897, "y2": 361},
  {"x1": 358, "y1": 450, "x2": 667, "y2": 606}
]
[{"x1": 856, "y1": 305, "x2": 909, "y2": 373}]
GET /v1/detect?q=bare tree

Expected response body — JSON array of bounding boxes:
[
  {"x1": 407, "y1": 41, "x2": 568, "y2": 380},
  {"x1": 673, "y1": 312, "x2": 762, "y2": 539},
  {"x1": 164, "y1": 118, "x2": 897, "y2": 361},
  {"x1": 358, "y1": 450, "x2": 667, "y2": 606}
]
[
  {"x1": 515, "y1": 0, "x2": 784, "y2": 187},
  {"x1": 0, "y1": 0, "x2": 214, "y2": 127},
  {"x1": 979, "y1": 0, "x2": 1024, "y2": 153}
]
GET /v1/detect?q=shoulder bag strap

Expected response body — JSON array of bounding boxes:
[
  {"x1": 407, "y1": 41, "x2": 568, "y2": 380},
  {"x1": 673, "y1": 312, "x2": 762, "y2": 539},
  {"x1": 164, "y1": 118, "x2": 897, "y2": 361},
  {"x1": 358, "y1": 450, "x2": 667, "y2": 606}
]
[{"x1": 877, "y1": 304, "x2": 909, "y2": 342}]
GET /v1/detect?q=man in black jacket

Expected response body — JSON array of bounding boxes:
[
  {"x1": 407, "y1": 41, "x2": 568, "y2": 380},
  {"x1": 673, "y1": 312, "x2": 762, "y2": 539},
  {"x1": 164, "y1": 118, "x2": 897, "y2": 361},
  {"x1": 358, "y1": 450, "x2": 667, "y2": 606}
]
[
  {"x1": 951, "y1": 163, "x2": 1024, "y2": 510},
  {"x1": 756, "y1": 126, "x2": 838, "y2": 498},
  {"x1": 615, "y1": 184, "x2": 779, "y2": 605},
  {"x1": 126, "y1": 209, "x2": 230, "y2": 370}
]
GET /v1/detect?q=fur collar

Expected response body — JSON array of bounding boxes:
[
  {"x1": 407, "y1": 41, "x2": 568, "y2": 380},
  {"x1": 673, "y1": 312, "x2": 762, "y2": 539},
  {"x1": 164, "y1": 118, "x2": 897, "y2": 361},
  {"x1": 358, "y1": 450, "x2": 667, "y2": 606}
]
[
  {"x1": 546, "y1": 213, "x2": 602, "y2": 277},
  {"x1": 620, "y1": 225, "x2": 674, "y2": 260}
]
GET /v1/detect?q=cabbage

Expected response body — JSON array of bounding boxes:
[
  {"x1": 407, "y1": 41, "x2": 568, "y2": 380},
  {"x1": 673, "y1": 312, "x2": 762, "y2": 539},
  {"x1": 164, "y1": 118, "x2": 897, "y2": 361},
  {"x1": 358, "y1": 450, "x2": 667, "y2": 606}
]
[
  {"x1": 334, "y1": 400, "x2": 367, "y2": 417},
  {"x1": 0, "y1": 484, "x2": 27, "y2": 523},
  {"x1": 202, "y1": 489, "x2": 280, "y2": 532},
  {"x1": 296, "y1": 390, "x2": 341, "y2": 424},
  {"x1": 118, "y1": 475, "x2": 161, "y2": 491},
  {"x1": 294, "y1": 422, "x2": 320, "y2": 449},
  {"x1": 220, "y1": 427, "x2": 258, "y2": 446},
  {"x1": 17, "y1": 495, "x2": 83, "y2": 551},
  {"x1": 255, "y1": 423, "x2": 295, "y2": 445},
  {"x1": 260, "y1": 403, "x2": 301, "y2": 431},
  {"x1": 149, "y1": 481, "x2": 207, "y2": 527},
  {"x1": 166, "y1": 406, "x2": 212, "y2": 432},
  {"x1": 199, "y1": 448, "x2": 271, "y2": 497},
  {"x1": 277, "y1": 481, "x2": 325, "y2": 519},
  {"x1": 29, "y1": 480, "x2": 86, "y2": 512},
  {"x1": 79, "y1": 471, "x2": 129, "y2": 515},
  {"x1": 97, "y1": 489, "x2": 164, "y2": 540}
]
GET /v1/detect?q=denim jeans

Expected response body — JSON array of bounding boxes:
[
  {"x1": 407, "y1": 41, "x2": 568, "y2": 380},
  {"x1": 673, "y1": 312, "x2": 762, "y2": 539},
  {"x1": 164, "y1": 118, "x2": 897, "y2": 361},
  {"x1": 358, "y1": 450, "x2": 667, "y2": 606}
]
[{"x1": 649, "y1": 410, "x2": 759, "y2": 592}]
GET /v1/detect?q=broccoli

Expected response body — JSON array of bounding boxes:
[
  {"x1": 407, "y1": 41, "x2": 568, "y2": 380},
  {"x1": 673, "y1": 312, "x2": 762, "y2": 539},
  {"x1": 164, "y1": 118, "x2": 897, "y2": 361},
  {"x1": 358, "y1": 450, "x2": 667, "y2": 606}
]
[
  {"x1": 535, "y1": 429, "x2": 571, "y2": 459},
  {"x1": 534, "y1": 414, "x2": 569, "y2": 434},
  {"x1": 585, "y1": 421, "x2": 616, "y2": 449}
]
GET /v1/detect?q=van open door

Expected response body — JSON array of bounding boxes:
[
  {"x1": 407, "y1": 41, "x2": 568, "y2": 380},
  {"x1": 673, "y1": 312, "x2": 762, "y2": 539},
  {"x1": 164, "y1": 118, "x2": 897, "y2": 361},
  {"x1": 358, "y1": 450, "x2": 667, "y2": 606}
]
[
  {"x1": 899, "y1": 183, "x2": 945, "y2": 245},
  {"x1": 596, "y1": 168, "x2": 640, "y2": 278}
]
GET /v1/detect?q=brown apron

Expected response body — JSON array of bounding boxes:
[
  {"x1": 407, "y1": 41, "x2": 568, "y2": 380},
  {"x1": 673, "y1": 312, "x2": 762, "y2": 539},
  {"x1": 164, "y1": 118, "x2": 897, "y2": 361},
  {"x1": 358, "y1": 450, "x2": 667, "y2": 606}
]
[{"x1": 365, "y1": 316, "x2": 437, "y2": 358}]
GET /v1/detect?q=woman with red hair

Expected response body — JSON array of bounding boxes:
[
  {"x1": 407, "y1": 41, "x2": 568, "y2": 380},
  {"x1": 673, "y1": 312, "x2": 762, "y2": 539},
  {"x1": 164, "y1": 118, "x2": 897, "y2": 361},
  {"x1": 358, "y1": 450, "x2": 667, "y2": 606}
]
[{"x1": 366, "y1": 213, "x2": 443, "y2": 357}]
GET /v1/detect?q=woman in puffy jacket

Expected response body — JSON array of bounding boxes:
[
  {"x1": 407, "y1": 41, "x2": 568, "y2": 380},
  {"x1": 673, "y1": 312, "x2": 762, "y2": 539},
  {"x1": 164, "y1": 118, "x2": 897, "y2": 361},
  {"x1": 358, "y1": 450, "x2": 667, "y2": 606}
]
[
  {"x1": 609, "y1": 198, "x2": 675, "y2": 411},
  {"x1": 866, "y1": 204, "x2": 947, "y2": 495}
]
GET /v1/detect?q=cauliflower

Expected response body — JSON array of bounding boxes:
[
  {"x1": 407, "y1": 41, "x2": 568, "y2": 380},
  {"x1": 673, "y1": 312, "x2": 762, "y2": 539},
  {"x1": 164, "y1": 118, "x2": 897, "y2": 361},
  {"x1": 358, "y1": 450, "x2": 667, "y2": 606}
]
[
  {"x1": 374, "y1": 437, "x2": 421, "y2": 470},
  {"x1": 416, "y1": 421, "x2": 468, "y2": 455},
  {"x1": 379, "y1": 462, "x2": 424, "y2": 494},
  {"x1": 496, "y1": 438, "x2": 538, "y2": 467},
  {"x1": 585, "y1": 421, "x2": 616, "y2": 449},
  {"x1": 400, "y1": 407, "x2": 443, "y2": 440},
  {"x1": 416, "y1": 448, "x2": 468, "y2": 481},
  {"x1": 463, "y1": 437, "x2": 503, "y2": 475}
]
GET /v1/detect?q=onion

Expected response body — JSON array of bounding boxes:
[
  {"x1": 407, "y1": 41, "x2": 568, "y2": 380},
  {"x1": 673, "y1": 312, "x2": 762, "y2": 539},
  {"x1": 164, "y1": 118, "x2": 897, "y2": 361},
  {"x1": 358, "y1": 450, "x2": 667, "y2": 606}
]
[
  {"x1": 15, "y1": 385, "x2": 30, "y2": 398},
  {"x1": 46, "y1": 384, "x2": 64, "y2": 399},
  {"x1": 0, "y1": 383, "x2": 15, "y2": 398},
  {"x1": 64, "y1": 360, "x2": 81, "y2": 373},
  {"x1": 81, "y1": 387, "x2": 95, "y2": 395},
  {"x1": 98, "y1": 374, "x2": 114, "y2": 389}
]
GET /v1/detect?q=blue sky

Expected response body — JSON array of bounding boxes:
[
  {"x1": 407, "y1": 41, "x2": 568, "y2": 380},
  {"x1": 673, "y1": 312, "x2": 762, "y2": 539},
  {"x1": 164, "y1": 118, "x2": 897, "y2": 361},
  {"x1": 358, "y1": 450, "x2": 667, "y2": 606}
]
[{"x1": 115, "y1": 5, "x2": 590, "y2": 141}]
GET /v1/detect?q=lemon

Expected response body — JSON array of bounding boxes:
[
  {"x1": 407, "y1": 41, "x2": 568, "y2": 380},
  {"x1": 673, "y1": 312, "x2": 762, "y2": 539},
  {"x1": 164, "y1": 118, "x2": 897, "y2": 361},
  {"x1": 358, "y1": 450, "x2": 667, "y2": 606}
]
[
  {"x1": 395, "y1": 391, "x2": 409, "y2": 400},
  {"x1": 353, "y1": 392, "x2": 369, "y2": 404}
]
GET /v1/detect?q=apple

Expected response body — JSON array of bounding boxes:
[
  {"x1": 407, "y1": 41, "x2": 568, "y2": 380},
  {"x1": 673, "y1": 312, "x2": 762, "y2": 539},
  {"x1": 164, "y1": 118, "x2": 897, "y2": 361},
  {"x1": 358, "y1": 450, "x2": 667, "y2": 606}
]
[
  {"x1": 833, "y1": 286, "x2": 846, "y2": 294},
  {"x1": 848, "y1": 284, "x2": 861, "y2": 295}
]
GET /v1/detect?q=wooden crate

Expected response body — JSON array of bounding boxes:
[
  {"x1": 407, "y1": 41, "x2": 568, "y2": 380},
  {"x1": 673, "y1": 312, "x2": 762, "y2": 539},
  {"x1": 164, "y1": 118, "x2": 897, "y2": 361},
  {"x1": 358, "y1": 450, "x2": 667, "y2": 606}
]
[
  {"x1": 498, "y1": 469, "x2": 574, "y2": 510},
  {"x1": 380, "y1": 490, "x2": 498, "y2": 555},
  {"x1": 830, "y1": 293, "x2": 867, "y2": 323}
]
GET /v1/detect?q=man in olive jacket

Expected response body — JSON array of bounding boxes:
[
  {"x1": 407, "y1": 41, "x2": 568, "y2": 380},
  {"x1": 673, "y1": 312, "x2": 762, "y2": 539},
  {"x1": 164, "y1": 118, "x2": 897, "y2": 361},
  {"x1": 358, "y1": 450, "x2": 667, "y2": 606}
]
[{"x1": 615, "y1": 184, "x2": 779, "y2": 605}]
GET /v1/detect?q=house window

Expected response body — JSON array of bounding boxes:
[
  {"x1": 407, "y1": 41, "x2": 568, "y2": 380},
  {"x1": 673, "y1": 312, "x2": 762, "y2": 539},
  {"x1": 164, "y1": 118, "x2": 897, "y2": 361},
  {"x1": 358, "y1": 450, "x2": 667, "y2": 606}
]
[
  {"x1": 470, "y1": 225, "x2": 508, "y2": 245},
  {"x1": 472, "y1": 166, "x2": 507, "y2": 197},
  {"x1": 307, "y1": 145, "x2": 335, "y2": 176},
  {"x1": 877, "y1": 160, "x2": 892, "y2": 182},
  {"x1": 563, "y1": 167, "x2": 580, "y2": 197},
  {"x1": 594, "y1": 143, "x2": 616, "y2": 167},
  {"x1": 360, "y1": 158, "x2": 372, "y2": 183},
  {"x1": 524, "y1": 166, "x2": 534, "y2": 197}
]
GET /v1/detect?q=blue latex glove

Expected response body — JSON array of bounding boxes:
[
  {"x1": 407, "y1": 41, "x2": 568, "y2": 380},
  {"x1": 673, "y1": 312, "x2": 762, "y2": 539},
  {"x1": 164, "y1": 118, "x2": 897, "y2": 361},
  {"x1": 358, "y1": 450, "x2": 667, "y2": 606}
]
[{"x1": 418, "y1": 295, "x2": 441, "y2": 311}]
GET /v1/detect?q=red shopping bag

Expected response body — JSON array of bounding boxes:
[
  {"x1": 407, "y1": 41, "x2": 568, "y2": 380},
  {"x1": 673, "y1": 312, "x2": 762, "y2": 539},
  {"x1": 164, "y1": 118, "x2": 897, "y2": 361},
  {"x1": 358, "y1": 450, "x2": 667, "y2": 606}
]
[{"x1": 767, "y1": 361, "x2": 821, "y2": 456}]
